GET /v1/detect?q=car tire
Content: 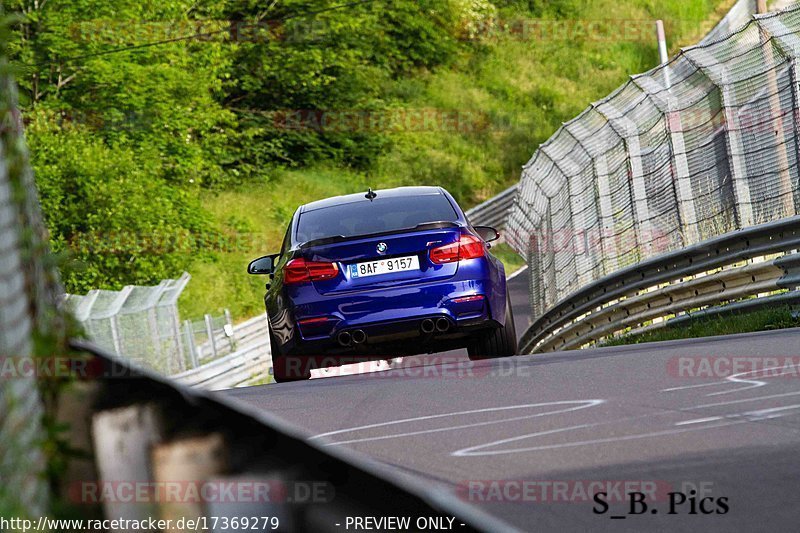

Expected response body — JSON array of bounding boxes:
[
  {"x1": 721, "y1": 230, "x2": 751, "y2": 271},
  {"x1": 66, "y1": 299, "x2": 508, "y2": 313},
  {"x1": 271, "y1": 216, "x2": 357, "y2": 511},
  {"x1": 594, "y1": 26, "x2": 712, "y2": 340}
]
[
  {"x1": 467, "y1": 292, "x2": 518, "y2": 360},
  {"x1": 268, "y1": 324, "x2": 311, "y2": 383}
]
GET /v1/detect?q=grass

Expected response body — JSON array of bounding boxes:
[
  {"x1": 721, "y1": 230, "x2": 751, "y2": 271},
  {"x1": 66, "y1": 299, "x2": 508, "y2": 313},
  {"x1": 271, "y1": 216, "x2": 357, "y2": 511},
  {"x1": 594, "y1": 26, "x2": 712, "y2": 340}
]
[
  {"x1": 602, "y1": 306, "x2": 800, "y2": 347},
  {"x1": 491, "y1": 242, "x2": 526, "y2": 275},
  {"x1": 179, "y1": 0, "x2": 735, "y2": 321}
]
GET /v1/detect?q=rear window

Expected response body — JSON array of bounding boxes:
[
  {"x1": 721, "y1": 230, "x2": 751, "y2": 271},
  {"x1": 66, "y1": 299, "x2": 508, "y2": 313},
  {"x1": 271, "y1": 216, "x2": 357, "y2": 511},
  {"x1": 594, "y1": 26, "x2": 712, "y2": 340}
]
[{"x1": 296, "y1": 194, "x2": 459, "y2": 244}]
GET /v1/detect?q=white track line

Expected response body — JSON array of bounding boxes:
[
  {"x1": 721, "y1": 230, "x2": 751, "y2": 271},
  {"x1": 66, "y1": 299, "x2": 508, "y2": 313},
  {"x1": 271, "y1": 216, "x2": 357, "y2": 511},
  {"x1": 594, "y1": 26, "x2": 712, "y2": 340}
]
[
  {"x1": 506, "y1": 265, "x2": 528, "y2": 281},
  {"x1": 662, "y1": 363, "x2": 800, "y2": 396},
  {"x1": 310, "y1": 400, "x2": 604, "y2": 446},
  {"x1": 677, "y1": 404, "x2": 800, "y2": 426},
  {"x1": 690, "y1": 390, "x2": 800, "y2": 409},
  {"x1": 454, "y1": 402, "x2": 800, "y2": 457},
  {"x1": 661, "y1": 382, "x2": 732, "y2": 392},
  {"x1": 707, "y1": 363, "x2": 800, "y2": 396},
  {"x1": 452, "y1": 418, "x2": 751, "y2": 457},
  {"x1": 675, "y1": 416, "x2": 724, "y2": 426}
]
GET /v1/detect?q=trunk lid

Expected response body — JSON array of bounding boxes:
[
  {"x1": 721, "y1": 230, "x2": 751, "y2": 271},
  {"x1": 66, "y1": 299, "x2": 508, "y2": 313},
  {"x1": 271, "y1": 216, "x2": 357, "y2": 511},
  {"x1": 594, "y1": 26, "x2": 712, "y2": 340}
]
[{"x1": 301, "y1": 227, "x2": 462, "y2": 295}]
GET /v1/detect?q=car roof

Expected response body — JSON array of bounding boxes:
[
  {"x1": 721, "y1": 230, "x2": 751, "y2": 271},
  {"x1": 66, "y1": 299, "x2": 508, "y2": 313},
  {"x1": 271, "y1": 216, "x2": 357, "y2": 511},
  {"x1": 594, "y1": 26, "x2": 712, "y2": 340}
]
[{"x1": 299, "y1": 186, "x2": 446, "y2": 213}]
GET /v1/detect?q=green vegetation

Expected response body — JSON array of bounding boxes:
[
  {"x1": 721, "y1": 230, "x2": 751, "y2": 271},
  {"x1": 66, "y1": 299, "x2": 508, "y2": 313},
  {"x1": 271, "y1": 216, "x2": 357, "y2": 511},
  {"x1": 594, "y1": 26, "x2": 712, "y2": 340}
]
[
  {"x1": 7, "y1": 0, "x2": 733, "y2": 319},
  {"x1": 602, "y1": 305, "x2": 800, "y2": 347},
  {"x1": 490, "y1": 242, "x2": 525, "y2": 274}
]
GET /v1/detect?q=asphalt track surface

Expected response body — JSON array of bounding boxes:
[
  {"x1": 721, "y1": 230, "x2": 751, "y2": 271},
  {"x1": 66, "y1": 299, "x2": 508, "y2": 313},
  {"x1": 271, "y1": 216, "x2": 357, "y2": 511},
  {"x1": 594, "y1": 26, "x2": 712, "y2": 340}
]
[{"x1": 225, "y1": 270, "x2": 800, "y2": 532}]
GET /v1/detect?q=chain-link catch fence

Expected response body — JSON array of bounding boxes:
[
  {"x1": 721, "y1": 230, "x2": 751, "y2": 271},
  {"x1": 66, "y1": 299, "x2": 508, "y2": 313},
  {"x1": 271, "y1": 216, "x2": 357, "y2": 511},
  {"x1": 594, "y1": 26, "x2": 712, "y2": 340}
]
[{"x1": 507, "y1": 5, "x2": 800, "y2": 320}]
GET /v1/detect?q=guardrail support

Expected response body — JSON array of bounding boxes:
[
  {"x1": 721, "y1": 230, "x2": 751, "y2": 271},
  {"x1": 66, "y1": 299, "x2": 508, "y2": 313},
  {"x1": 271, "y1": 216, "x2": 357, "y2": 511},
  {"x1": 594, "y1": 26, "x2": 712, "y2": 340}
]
[
  {"x1": 184, "y1": 319, "x2": 199, "y2": 368},
  {"x1": 224, "y1": 308, "x2": 235, "y2": 352},
  {"x1": 205, "y1": 313, "x2": 218, "y2": 358}
]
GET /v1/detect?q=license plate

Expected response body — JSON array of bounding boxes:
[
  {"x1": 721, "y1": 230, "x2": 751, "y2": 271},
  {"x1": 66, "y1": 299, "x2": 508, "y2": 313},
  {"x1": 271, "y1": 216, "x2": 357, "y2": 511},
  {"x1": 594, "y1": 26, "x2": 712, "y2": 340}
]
[{"x1": 349, "y1": 255, "x2": 419, "y2": 278}]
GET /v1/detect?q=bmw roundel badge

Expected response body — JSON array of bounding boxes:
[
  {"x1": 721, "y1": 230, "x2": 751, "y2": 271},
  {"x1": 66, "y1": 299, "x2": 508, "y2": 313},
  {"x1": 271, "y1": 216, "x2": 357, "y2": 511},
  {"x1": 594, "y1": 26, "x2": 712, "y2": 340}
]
[{"x1": 376, "y1": 242, "x2": 388, "y2": 254}]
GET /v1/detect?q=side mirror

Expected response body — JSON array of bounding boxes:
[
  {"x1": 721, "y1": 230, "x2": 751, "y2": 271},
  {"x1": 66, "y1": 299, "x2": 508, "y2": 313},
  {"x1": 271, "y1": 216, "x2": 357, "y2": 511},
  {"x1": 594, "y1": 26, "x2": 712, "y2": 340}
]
[
  {"x1": 474, "y1": 226, "x2": 500, "y2": 243},
  {"x1": 248, "y1": 254, "x2": 279, "y2": 275}
]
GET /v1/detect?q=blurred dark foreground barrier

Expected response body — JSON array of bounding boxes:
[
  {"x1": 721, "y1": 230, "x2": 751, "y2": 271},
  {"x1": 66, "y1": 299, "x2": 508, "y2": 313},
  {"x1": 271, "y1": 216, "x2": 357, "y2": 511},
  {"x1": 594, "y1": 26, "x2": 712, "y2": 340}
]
[{"x1": 63, "y1": 339, "x2": 512, "y2": 531}]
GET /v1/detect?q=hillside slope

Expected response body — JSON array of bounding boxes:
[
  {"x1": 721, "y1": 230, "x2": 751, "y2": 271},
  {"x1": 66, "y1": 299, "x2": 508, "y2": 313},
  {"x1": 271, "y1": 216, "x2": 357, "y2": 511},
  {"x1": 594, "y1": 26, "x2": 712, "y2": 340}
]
[{"x1": 181, "y1": 0, "x2": 735, "y2": 319}]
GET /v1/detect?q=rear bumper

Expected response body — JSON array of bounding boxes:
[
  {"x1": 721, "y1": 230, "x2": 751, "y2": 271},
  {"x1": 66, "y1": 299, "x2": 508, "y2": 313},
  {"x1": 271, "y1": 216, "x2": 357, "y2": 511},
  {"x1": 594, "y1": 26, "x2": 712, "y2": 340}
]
[{"x1": 288, "y1": 279, "x2": 499, "y2": 354}]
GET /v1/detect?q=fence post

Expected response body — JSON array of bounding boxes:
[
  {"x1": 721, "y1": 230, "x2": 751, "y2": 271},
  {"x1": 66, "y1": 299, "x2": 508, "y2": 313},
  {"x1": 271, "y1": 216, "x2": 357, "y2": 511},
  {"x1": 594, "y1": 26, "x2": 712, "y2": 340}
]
[
  {"x1": 110, "y1": 315, "x2": 123, "y2": 355},
  {"x1": 184, "y1": 320, "x2": 199, "y2": 368},
  {"x1": 631, "y1": 74, "x2": 699, "y2": 245},
  {"x1": 754, "y1": 16, "x2": 800, "y2": 218},
  {"x1": 541, "y1": 146, "x2": 592, "y2": 288},
  {"x1": 224, "y1": 308, "x2": 235, "y2": 352},
  {"x1": 595, "y1": 98, "x2": 654, "y2": 257},
  {"x1": 205, "y1": 313, "x2": 218, "y2": 358},
  {"x1": 655, "y1": 20, "x2": 672, "y2": 88},
  {"x1": 147, "y1": 307, "x2": 161, "y2": 369},
  {"x1": 683, "y1": 47, "x2": 755, "y2": 228},
  {"x1": 593, "y1": 154, "x2": 619, "y2": 275},
  {"x1": 169, "y1": 305, "x2": 185, "y2": 373}
]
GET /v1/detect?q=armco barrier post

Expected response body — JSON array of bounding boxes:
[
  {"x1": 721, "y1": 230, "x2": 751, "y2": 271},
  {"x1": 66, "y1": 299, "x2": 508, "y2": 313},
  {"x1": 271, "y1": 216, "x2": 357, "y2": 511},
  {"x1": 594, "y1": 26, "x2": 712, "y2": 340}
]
[
  {"x1": 184, "y1": 319, "x2": 199, "y2": 368},
  {"x1": 205, "y1": 313, "x2": 217, "y2": 358},
  {"x1": 224, "y1": 308, "x2": 235, "y2": 352}
]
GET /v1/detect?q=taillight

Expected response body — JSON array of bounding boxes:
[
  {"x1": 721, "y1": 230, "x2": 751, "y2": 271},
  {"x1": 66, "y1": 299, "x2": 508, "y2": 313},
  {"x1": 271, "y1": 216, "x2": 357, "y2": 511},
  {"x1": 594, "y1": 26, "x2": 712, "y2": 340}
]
[
  {"x1": 429, "y1": 234, "x2": 485, "y2": 264},
  {"x1": 452, "y1": 295, "x2": 485, "y2": 303},
  {"x1": 284, "y1": 258, "x2": 339, "y2": 284}
]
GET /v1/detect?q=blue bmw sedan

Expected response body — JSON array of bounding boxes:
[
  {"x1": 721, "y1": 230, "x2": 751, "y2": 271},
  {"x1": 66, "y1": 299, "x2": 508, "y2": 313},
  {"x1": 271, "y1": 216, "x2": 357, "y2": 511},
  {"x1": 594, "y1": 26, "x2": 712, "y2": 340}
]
[{"x1": 247, "y1": 186, "x2": 517, "y2": 382}]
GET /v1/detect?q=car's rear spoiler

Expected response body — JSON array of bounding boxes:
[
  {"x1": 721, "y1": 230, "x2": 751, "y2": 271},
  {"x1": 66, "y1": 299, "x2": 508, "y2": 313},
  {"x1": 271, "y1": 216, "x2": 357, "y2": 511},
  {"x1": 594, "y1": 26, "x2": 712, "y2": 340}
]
[{"x1": 298, "y1": 222, "x2": 462, "y2": 250}]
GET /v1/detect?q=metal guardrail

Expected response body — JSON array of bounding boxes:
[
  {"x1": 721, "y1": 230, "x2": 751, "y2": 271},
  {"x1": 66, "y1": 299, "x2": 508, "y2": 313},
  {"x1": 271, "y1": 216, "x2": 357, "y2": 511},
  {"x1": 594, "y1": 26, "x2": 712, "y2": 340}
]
[
  {"x1": 520, "y1": 216, "x2": 800, "y2": 353},
  {"x1": 229, "y1": 313, "x2": 272, "y2": 347},
  {"x1": 173, "y1": 341, "x2": 271, "y2": 390},
  {"x1": 184, "y1": 309, "x2": 235, "y2": 366},
  {"x1": 465, "y1": 185, "x2": 516, "y2": 231},
  {"x1": 174, "y1": 314, "x2": 271, "y2": 390},
  {"x1": 657, "y1": 285, "x2": 800, "y2": 330}
]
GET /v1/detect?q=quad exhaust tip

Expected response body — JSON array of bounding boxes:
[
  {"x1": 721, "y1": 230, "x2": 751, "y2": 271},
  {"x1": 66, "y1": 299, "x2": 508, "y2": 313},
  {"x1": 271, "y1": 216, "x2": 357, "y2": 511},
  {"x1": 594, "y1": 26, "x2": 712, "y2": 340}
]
[
  {"x1": 435, "y1": 317, "x2": 451, "y2": 332},
  {"x1": 352, "y1": 329, "x2": 367, "y2": 344},
  {"x1": 337, "y1": 331, "x2": 352, "y2": 347},
  {"x1": 420, "y1": 318, "x2": 435, "y2": 334}
]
